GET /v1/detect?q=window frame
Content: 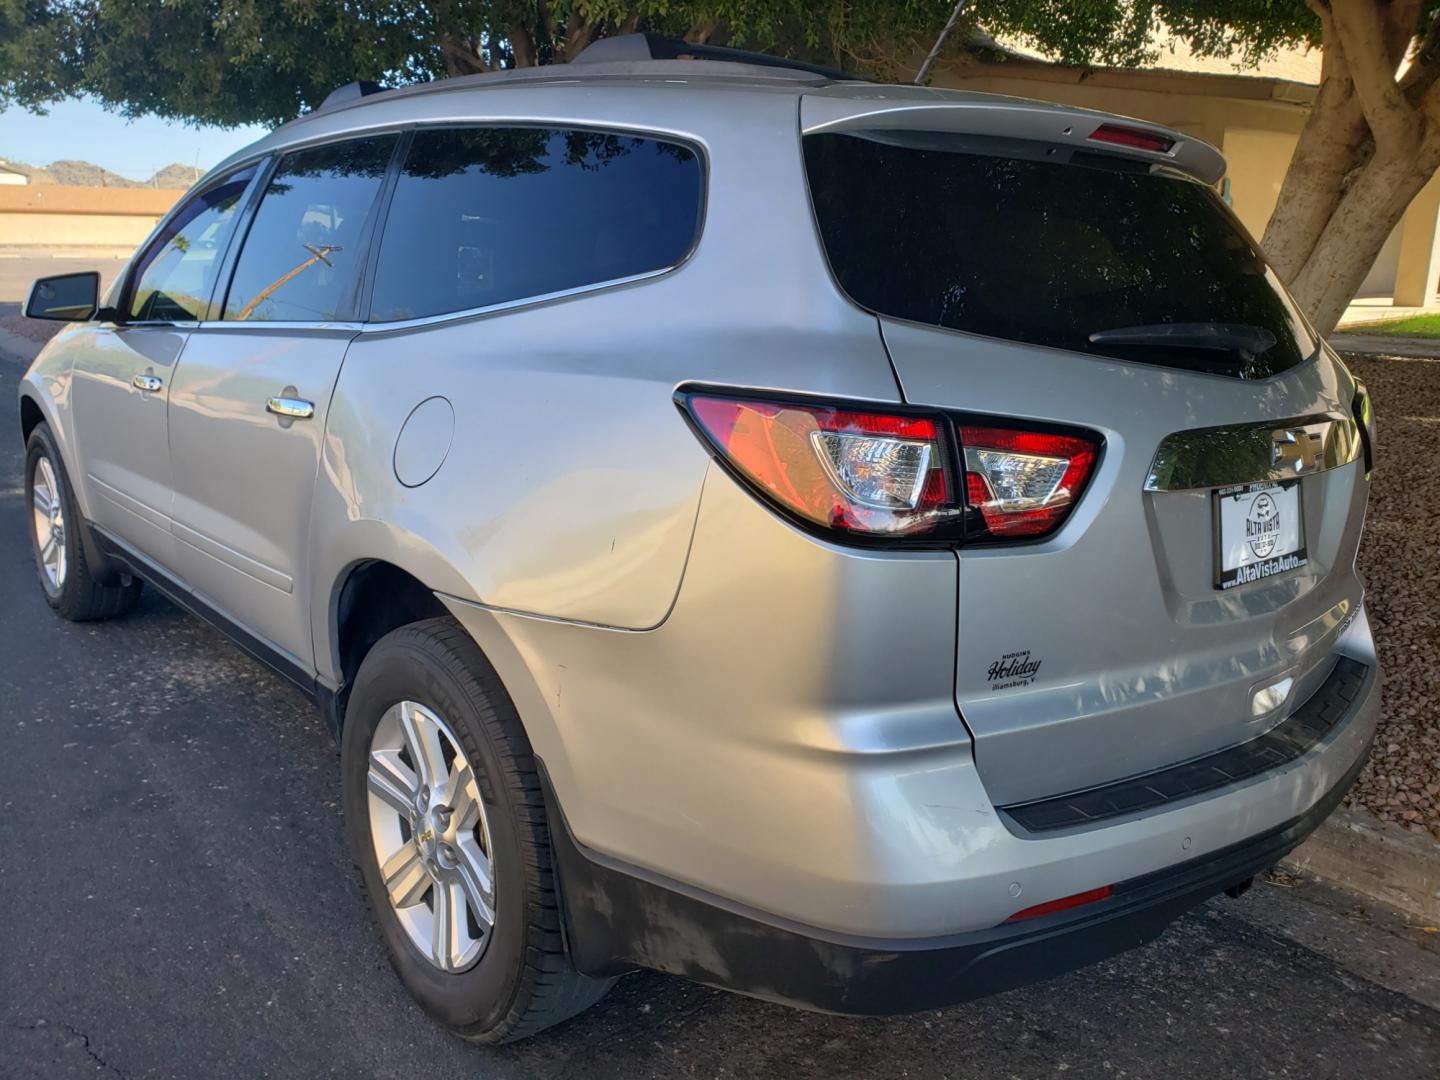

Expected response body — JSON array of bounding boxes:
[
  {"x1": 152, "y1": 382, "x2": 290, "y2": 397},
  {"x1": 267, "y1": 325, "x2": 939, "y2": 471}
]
[
  {"x1": 354, "y1": 120, "x2": 709, "y2": 333},
  {"x1": 116, "y1": 162, "x2": 268, "y2": 327},
  {"x1": 213, "y1": 133, "x2": 408, "y2": 326}
]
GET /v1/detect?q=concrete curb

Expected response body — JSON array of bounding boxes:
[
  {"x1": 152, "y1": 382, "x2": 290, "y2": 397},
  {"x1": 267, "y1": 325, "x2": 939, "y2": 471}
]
[{"x1": 1282, "y1": 806, "x2": 1440, "y2": 923}]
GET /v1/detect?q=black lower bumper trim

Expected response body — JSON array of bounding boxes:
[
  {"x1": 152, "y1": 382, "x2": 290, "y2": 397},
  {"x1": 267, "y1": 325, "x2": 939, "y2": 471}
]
[
  {"x1": 1000, "y1": 657, "x2": 1371, "y2": 832},
  {"x1": 543, "y1": 738, "x2": 1371, "y2": 1016}
]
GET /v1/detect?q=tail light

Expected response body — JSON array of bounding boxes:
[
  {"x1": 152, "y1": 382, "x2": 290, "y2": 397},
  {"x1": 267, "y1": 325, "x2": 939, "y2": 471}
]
[
  {"x1": 1352, "y1": 380, "x2": 1375, "y2": 476},
  {"x1": 678, "y1": 389, "x2": 1100, "y2": 545},
  {"x1": 682, "y1": 394, "x2": 956, "y2": 537},
  {"x1": 961, "y1": 426, "x2": 1098, "y2": 538}
]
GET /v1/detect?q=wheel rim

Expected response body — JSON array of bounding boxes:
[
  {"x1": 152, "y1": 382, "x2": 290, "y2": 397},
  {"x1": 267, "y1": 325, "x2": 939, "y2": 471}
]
[
  {"x1": 30, "y1": 455, "x2": 66, "y2": 591},
  {"x1": 367, "y1": 701, "x2": 496, "y2": 973}
]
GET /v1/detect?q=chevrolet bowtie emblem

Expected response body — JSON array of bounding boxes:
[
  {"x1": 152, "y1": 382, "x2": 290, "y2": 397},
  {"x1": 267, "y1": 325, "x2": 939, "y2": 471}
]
[{"x1": 1271, "y1": 427, "x2": 1326, "y2": 474}]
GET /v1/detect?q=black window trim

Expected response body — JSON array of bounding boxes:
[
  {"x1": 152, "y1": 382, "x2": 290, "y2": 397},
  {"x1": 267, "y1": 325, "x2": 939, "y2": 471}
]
[
  {"x1": 354, "y1": 119, "x2": 710, "y2": 333},
  {"x1": 115, "y1": 161, "x2": 269, "y2": 328}
]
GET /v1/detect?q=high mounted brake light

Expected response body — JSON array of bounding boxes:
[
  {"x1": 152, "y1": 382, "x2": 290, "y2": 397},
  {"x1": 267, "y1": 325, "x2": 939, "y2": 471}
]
[
  {"x1": 1088, "y1": 123, "x2": 1175, "y2": 155},
  {"x1": 678, "y1": 390, "x2": 1101, "y2": 545}
]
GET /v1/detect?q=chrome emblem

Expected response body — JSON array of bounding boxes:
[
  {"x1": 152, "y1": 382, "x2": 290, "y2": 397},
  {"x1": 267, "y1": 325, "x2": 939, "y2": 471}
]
[{"x1": 1271, "y1": 427, "x2": 1326, "y2": 474}]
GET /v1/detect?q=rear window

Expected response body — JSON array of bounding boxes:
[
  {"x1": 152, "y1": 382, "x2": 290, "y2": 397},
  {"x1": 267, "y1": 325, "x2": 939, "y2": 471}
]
[
  {"x1": 369, "y1": 127, "x2": 703, "y2": 322},
  {"x1": 803, "y1": 132, "x2": 1316, "y2": 379}
]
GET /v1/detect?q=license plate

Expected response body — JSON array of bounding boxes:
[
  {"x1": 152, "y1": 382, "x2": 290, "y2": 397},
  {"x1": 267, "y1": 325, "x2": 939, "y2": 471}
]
[{"x1": 1214, "y1": 481, "x2": 1307, "y2": 590}]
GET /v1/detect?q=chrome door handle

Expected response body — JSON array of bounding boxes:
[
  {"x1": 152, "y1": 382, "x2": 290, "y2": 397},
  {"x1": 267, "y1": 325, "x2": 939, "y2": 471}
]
[
  {"x1": 131, "y1": 374, "x2": 164, "y2": 392},
  {"x1": 266, "y1": 396, "x2": 314, "y2": 420}
]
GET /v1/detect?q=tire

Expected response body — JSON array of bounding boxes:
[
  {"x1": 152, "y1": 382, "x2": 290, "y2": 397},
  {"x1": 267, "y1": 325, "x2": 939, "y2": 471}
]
[
  {"x1": 340, "y1": 617, "x2": 613, "y2": 1043},
  {"x1": 24, "y1": 423, "x2": 142, "y2": 622}
]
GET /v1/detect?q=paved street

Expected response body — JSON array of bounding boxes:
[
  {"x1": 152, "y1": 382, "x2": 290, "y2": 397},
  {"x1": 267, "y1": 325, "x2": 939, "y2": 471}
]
[
  {"x1": 1, "y1": 344, "x2": 1438, "y2": 1079},
  {"x1": 0, "y1": 250, "x2": 130, "y2": 304}
]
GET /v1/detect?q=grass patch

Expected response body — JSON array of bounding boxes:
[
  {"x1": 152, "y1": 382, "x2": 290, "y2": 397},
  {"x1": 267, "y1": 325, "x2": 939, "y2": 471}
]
[{"x1": 1341, "y1": 313, "x2": 1440, "y2": 338}]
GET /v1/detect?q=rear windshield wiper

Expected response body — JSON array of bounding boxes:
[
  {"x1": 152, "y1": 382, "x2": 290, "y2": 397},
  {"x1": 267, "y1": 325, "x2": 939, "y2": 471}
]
[{"x1": 1088, "y1": 323, "x2": 1277, "y2": 359}]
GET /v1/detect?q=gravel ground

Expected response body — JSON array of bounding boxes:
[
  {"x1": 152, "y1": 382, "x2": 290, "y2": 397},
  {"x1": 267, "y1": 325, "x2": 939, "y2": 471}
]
[
  {"x1": 1343, "y1": 353, "x2": 1440, "y2": 839},
  {"x1": 2, "y1": 312, "x2": 1435, "y2": 835}
]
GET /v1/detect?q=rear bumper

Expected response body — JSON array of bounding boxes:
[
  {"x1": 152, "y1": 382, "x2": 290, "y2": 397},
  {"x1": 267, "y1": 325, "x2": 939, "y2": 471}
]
[{"x1": 545, "y1": 660, "x2": 1377, "y2": 1014}]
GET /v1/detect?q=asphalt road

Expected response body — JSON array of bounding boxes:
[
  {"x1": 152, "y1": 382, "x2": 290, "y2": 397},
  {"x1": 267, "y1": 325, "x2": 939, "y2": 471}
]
[
  {"x1": 2, "y1": 345, "x2": 1439, "y2": 1079},
  {"x1": 0, "y1": 252, "x2": 130, "y2": 305}
]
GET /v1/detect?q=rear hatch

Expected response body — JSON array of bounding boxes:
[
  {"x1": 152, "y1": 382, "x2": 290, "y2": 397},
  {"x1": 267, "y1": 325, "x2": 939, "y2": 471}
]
[{"x1": 801, "y1": 88, "x2": 1371, "y2": 807}]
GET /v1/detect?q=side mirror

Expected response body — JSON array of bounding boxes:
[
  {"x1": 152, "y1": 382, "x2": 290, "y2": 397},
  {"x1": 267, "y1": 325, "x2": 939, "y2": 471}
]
[{"x1": 25, "y1": 271, "x2": 101, "y2": 322}]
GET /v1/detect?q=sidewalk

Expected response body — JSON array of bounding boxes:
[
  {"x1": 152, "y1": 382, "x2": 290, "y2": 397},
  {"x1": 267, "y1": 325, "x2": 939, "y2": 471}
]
[
  {"x1": 1330, "y1": 332, "x2": 1440, "y2": 358},
  {"x1": 1339, "y1": 295, "x2": 1437, "y2": 329}
]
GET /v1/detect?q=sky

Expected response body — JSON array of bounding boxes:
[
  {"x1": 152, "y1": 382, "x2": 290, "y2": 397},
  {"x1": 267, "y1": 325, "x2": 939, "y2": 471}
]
[{"x1": 0, "y1": 97, "x2": 269, "y2": 181}]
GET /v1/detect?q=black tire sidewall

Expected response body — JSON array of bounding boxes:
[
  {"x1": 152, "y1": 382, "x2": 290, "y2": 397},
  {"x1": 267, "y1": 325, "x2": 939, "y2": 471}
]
[{"x1": 340, "y1": 630, "x2": 531, "y2": 1034}]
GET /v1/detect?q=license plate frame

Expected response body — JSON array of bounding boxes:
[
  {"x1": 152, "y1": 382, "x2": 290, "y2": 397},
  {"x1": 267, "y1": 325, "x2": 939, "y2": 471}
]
[{"x1": 1213, "y1": 480, "x2": 1307, "y2": 590}]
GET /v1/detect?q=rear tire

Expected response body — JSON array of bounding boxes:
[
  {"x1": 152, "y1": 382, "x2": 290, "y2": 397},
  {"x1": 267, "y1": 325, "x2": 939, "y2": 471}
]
[
  {"x1": 25, "y1": 423, "x2": 142, "y2": 622},
  {"x1": 340, "y1": 617, "x2": 613, "y2": 1043}
]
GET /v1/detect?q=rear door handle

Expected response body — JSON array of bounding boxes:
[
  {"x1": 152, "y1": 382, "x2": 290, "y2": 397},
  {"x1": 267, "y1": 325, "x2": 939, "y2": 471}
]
[
  {"x1": 131, "y1": 374, "x2": 163, "y2": 393},
  {"x1": 266, "y1": 396, "x2": 315, "y2": 420}
]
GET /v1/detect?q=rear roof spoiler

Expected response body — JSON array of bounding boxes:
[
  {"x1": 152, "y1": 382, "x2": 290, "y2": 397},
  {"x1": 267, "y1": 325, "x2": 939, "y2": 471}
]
[{"x1": 800, "y1": 86, "x2": 1225, "y2": 185}]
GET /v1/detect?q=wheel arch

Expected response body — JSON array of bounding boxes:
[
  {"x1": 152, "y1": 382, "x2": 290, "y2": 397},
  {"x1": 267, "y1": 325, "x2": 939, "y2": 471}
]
[
  {"x1": 329, "y1": 559, "x2": 450, "y2": 718},
  {"x1": 19, "y1": 392, "x2": 46, "y2": 445}
]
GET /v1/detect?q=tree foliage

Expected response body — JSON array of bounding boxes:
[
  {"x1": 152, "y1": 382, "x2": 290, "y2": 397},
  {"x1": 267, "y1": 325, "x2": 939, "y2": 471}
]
[{"x1": 0, "y1": 2, "x2": 1325, "y2": 126}]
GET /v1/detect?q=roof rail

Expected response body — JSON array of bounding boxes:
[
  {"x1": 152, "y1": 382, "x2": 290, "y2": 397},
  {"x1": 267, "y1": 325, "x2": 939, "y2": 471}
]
[
  {"x1": 571, "y1": 32, "x2": 862, "y2": 82},
  {"x1": 320, "y1": 80, "x2": 386, "y2": 110}
]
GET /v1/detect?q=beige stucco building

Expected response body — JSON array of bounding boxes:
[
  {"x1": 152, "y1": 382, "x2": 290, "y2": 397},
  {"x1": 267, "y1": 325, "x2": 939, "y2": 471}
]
[
  {"x1": 0, "y1": 184, "x2": 185, "y2": 249},
  {"x1": 937, "y1": 39, "x2": 1439, "y2": 312}
]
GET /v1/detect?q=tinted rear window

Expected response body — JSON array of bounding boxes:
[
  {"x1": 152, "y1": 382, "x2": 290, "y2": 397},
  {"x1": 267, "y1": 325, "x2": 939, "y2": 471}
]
[
  {"x1": 804, "y1": 132, "x2": 1316, "y2": 379},
  {"x1": 369, "y1": 127, "x2": 703, "y2": 322}
]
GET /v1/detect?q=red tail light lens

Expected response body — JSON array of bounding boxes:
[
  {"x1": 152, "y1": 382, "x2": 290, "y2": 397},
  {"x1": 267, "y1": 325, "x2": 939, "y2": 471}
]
[
  {"x1": 680, "y1": 389, "x2": 1100, "y2": 545},
  {"x1": 1088, "y1": 123, "x2": 1175, "y2": 154},
  {"x1": 961, "y1": 426, "x2": 1098, "y2": 538},
  {"x1": 683, "y1": 394, "x2": 956, "y2": 537}
]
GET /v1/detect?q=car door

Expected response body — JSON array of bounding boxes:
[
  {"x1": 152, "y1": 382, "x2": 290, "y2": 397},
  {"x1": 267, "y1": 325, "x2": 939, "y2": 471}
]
[
  {"x1": 68, "y1": 165, "x2": 258, "y2": 569},
  {"x1": 164, "y1": 134, "x2": 399, "y2": 670}
]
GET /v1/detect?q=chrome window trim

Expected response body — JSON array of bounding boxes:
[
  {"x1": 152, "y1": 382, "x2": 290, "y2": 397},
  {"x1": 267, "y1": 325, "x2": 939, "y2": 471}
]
[
  {"x1": 356, "y1": 266, "x2": 679, "y2": 334},
  {"x1": 191, "y1": 320, "x2": 364, "y2": 333},
  {"x1": 1144, "y1": 415, "x2": 1362, "y2": 493}
]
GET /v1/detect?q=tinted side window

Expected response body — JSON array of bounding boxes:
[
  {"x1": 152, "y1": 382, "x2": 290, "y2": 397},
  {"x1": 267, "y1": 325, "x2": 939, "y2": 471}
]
[
  {"x1": 223, "y1": 136, "x2": 396, "y2": 322},
  {"x1": 369, "y1": 128, "x2": 702, "y2": 322},
  {"x1": 127, "y1": 166, "x2": 256, "y2": 321}
]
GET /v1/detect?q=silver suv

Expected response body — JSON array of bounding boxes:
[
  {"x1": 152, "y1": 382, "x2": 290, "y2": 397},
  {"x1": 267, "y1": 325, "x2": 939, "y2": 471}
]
[{"x1": 18, "y1": 35, "x2": 1379, "y2": 1043}]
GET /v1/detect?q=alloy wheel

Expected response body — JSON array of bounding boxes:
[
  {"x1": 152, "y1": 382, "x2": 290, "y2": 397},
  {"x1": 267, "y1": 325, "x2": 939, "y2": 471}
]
[
  {"x1": 366, "y1": 701, "x2": 496, "y2": 972},
  {"x1": 30, "y1": 455, "x2": 66, "y2": 591}
]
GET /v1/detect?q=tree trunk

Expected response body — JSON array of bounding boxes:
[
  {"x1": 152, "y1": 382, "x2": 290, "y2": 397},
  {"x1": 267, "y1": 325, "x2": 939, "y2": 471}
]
[
  {"x1": 1289, "y1": 153, "x2": 1434, "y2": 332},
  {"x1": 1259, "y1": 52, "x2": 1368, "y2": 282},
  {"x1": 1259, "y1": 0, "x2": 1436, "y2": 335}
]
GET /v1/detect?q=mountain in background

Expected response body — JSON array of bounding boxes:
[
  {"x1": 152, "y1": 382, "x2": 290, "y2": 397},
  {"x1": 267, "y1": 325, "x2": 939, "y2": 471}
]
[{"x1": 0, "y1": 157, "x2": 200, "y2": 188}]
